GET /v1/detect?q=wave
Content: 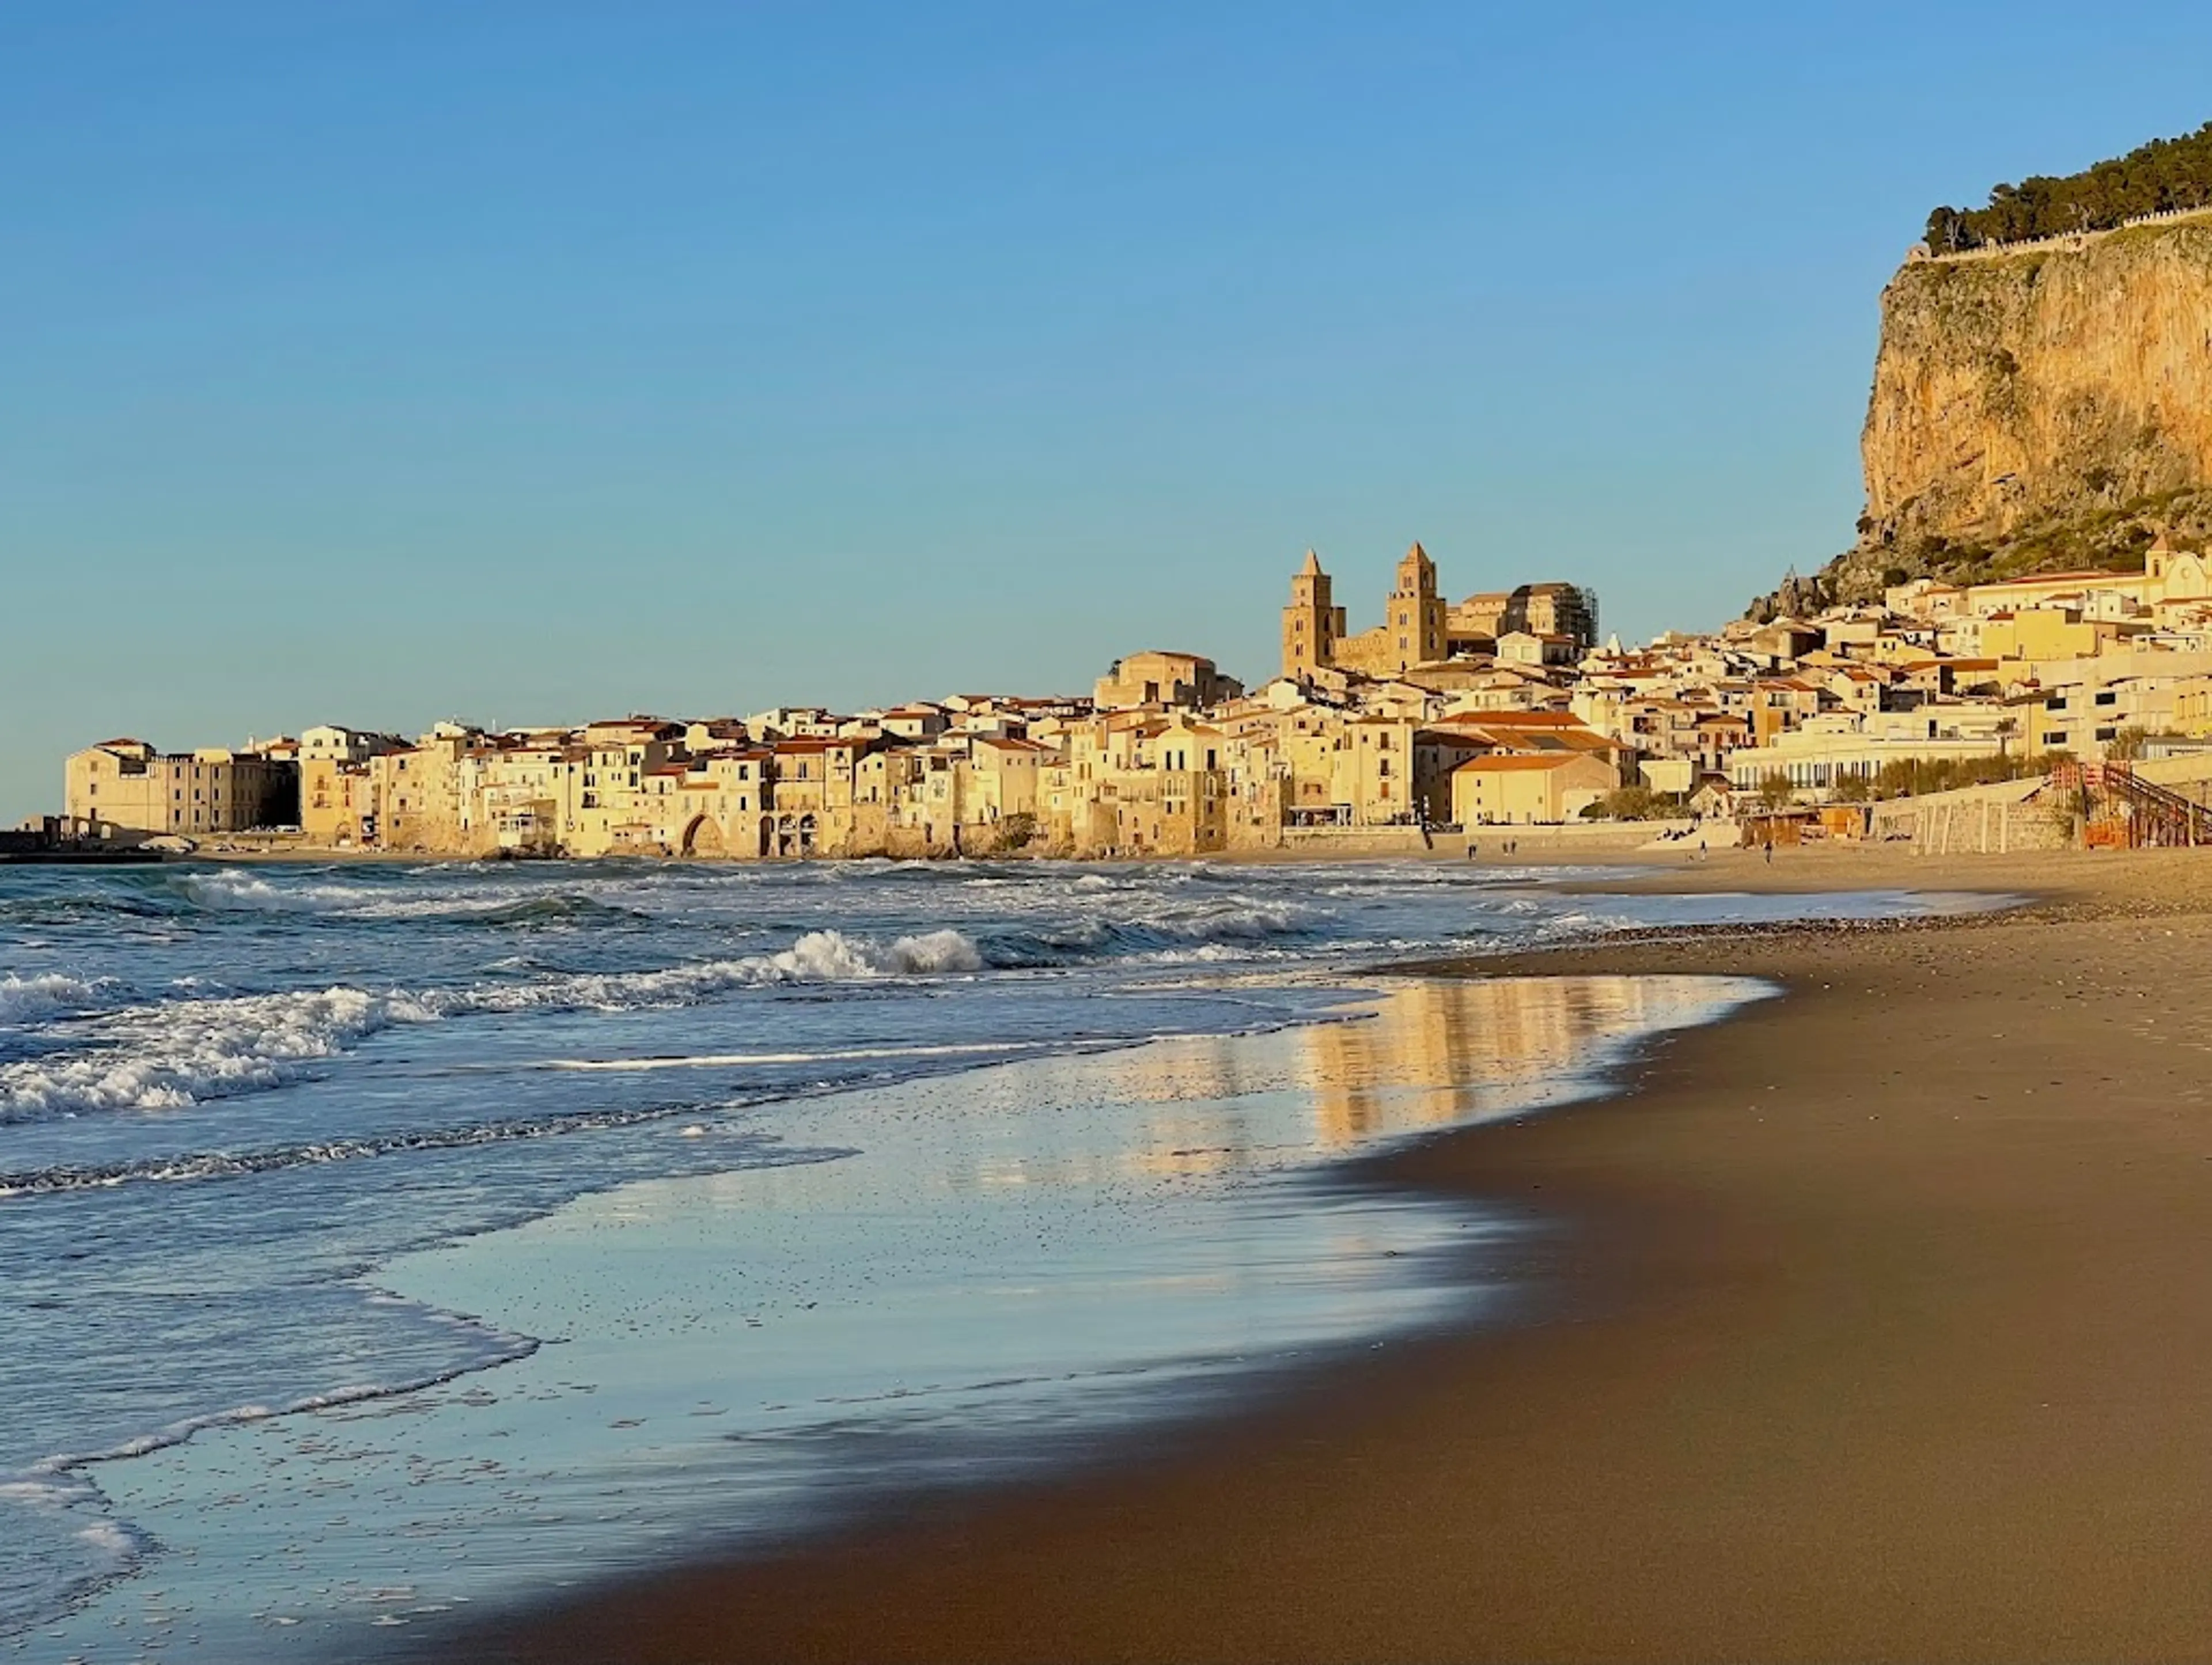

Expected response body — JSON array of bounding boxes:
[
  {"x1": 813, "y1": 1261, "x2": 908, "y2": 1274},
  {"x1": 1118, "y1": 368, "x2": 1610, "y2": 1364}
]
[
  {"x1": 0, "y1": 891, "x2": 179, "y2": 927},
  {"x1": 977, "y1": 897, "x2": 1313, "y2": 966},
  {"x1": 0, "y1": 974, "x2": 105, "y2": 1027},
  {"x1": 0, "y1": 1470, "x2": 153, "y2": 1641},
  {"x1": 0, "y1": 882, "x2": 1319, "y2": 1125},
  {"x1": 449, "y1": 928, "x2": 986, "y2": 1015},
  {"x1": 0, "y1": 985, "x2": 434, "y2": 1120},
  {"x1": 1, "y1": 900, "x2": 1304, "y2": 1118},
  {"x1": 0, "y1": 1299, "x2": 542, "y2": 1638},
  {"x1": 169, "y1": 871, "x2": 646, "y2": 926},
  {"x1": 0, "y1": 1113, "x2": 847, "y2": 1199},
  {"x1": 0, "y1": 929, "x2": 990, "y2": 1120}
]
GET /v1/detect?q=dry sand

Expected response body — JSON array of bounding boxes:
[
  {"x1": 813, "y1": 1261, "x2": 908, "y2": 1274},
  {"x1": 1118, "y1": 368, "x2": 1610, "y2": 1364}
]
[{"x1": 445, "y1": 849, "x2": 2212, "y2": 1663}]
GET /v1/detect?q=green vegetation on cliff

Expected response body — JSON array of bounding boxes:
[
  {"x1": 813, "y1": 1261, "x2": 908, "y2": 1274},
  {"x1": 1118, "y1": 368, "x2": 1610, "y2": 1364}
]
[
  {"x1": 1926, "y1": 122, "x2": 2212, "y2": 252},
  {"x1": 1749, "y1": 487, "x2": 2212, "y2": 621}
]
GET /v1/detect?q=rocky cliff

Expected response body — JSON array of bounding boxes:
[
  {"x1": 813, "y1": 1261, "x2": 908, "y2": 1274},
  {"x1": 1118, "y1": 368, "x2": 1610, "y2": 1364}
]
[{"x1": 1753, "y1": 217, "x2": 2212, "y2": 616}]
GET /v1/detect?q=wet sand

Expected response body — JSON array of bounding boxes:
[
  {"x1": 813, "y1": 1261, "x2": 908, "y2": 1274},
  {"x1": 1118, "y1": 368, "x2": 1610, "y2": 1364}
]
[{"x1": 444, "y1": 849, "x2": 2212, "y2": 1663}]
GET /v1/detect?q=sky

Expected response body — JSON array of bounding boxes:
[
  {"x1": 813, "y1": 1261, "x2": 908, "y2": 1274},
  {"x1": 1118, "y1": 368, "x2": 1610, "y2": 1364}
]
[{"x1": 6, "y1": 2, "x2": 2212, "y2": 821}]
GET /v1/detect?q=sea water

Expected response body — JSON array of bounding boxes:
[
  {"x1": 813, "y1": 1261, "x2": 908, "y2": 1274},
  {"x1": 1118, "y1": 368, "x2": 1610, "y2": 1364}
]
[{"x1": 0, "y1": 858, "x2": 1982, "y2": 1656}]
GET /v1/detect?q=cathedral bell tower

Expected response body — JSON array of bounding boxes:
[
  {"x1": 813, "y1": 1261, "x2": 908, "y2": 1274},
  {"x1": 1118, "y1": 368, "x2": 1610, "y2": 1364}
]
[
  {"x1": 1384, "y1": 542, "x2": 1447, "y2": 673},
  {"x1": 1281, "y1": 550, "x2": 1346, "y2": 679}
]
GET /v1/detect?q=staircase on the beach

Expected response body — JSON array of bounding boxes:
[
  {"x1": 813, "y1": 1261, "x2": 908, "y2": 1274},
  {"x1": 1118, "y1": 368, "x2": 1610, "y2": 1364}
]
[{"x1": 2049, "y1": 761, "x2": 2212, "y2": 848}]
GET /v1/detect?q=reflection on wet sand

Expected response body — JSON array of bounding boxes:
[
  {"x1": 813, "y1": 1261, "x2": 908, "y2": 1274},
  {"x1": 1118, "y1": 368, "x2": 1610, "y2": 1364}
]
[
  {"x1": 48, "y1": 973, "x2": 1767, "y2": 1660},
  {"x1": 1301, "y1": 975, "x2": 1761, "y2": 1146},
  {"x1": 1063, "y1": 975, "x2": 1770, "y2": 1177}
]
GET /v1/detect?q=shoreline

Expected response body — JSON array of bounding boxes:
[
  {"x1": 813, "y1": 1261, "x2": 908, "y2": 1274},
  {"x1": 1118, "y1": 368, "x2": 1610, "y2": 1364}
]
[
  {"x1": 17, "y1": 917, "x2": 1770, "y2": 1656},
  {"x1": 433, "y1": 850, "x2": 2212, "y2": 1663}
]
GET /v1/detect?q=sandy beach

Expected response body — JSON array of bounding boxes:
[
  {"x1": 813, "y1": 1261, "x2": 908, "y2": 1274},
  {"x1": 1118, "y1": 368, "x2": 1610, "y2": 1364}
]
[{"x1": 431, "y1": 847, "x2": 2212, "y2": 1664}]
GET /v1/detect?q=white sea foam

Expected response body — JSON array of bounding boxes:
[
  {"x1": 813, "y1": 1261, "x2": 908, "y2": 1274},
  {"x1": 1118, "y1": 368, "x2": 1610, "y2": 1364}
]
[
  {"x1": 175, "y1": 871, "x2": 382, "y2": 912},
  {"x1": 769, "y1": 926, "x2": 983, "y2": 978},
  {"x1": 444, "y1": 928, "x2": 985, "y2": 1014},
  {"x1": 73, "y1": 1520, "x2": 139, "y2": 1556},
  {"x1": 0, "y1": 985, "x2": 437, "y2": 1119},
  {"x1": 0, "y1": 928, "x2": 990, "y2": 1119},
  {"x1": 0, "y1": 973, "x2": 102, "y2": 1026}
]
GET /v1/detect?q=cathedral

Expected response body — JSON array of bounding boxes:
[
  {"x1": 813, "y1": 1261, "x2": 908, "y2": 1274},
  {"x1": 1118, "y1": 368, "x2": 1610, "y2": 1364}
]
[{"x1": 1280, "y1": 545, "x2": 1597, "y2": 681}]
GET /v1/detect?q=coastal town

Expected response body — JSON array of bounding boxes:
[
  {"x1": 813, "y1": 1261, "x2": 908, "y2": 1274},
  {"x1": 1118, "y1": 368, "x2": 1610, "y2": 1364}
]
[
  {"x1": 36, "y1": 533, "x2": 2212, "y2": 861},
  {"x1": 26, "y1": 24, "x2": 2212, "y2": 1660}
]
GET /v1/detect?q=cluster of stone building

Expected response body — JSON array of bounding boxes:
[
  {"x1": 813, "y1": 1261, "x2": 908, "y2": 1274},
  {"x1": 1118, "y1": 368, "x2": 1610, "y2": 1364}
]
[
  {"x1": 58, "y1": 533, "x2": 2212, "y2": 857},
  {"x1": 1699, "y1": 532, "x2": 2212, "y2": 795}
]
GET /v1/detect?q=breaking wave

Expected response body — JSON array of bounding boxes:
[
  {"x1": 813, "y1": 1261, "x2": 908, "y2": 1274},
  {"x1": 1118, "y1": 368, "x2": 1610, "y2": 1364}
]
[
  {"x1": 976, "y1": 898, "x2": 1314, "y2": 966},
  {"x1": 0, "y1": 986, "x2": 429, "y2": 1119},
  {"x1": 0, "y1": 929, "x2": 990, "y2": 1120},
  {"x1": 449, "y1": 928, "x2": 986, "y2": 1015},
  {"x1": 0, "y1": 898, "x2": 1335, "y2": 1122},
  {"x1": 0, "y1": 974, "x2": 105, "y2": 1027}
]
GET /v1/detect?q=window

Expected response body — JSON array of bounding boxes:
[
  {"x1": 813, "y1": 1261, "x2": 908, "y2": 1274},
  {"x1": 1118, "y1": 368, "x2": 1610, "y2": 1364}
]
[
  {"x1": 2043, "y1": 731, "x2": 2066, "y2": 746},
  {"x1": 2094, "y1": 690, "x2": 2117, "y2": 707},
  {"x1": 2095, "y1": 727, "x2": 2116, "y2": 743}
]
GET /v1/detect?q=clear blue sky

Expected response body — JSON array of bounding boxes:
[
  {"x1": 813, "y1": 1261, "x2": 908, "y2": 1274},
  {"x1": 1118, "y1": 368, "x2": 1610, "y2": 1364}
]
[{"x1": 6, "y1": 2, "x2": 2210, "y2": 820}]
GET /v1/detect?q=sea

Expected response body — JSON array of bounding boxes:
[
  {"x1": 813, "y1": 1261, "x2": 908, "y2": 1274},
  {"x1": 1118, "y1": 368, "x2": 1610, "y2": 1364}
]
[{"x1": 0, "y1": 857, "x2": 1989, "y2": 1659}]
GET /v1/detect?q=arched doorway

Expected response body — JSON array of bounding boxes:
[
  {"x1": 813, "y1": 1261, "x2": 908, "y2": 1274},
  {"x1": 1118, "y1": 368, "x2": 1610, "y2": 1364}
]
[
  {"x1": 681, "y1": 814, "x2": 725, "y2": 858},
  {"x1": 756, "y1": 816, "x2": 774, "y2": 859}
]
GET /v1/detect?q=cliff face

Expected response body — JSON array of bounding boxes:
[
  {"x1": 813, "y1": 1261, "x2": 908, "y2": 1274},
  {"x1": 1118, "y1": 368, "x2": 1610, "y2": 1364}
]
[{"x1": 1756, "y1": 218, "x2": 2212, "y2": 615}]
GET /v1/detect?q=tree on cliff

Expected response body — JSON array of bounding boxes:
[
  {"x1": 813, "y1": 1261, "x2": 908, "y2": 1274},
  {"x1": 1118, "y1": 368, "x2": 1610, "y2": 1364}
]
[{"x1": 1926, "y1": 121, "x2": 2212, "y2": 252}]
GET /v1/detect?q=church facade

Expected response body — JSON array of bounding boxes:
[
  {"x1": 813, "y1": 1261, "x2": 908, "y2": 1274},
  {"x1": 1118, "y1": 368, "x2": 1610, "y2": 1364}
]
[{"x1": 1281, "y1": 545, "x2": 1598, "y2": 681}]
